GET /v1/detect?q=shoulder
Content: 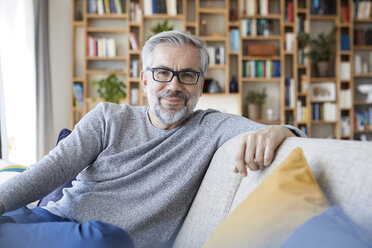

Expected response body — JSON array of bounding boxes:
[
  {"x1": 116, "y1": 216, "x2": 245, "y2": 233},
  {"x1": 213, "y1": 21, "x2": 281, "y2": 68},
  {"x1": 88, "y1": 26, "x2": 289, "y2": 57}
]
[{"x1": 94, "y1": 102, "x2": 146, "y2": 120}]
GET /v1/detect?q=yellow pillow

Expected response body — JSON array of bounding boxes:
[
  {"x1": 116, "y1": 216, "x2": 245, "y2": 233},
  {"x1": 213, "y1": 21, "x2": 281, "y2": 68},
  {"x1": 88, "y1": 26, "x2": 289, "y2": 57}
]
[{"x1": 203, "y1": 148, "x2": 329, "y2": 248}]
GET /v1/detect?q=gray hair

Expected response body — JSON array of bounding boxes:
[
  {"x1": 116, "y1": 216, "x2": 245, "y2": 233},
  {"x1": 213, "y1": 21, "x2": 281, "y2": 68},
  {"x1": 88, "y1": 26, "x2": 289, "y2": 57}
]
[{"x1": 141, "y1": 30, "x2": 209, "y2": 76}]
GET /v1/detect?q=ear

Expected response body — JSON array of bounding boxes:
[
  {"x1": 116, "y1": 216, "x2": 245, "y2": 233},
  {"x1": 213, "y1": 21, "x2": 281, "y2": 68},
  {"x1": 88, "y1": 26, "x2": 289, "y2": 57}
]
[{"x1": 140, "y1": 70, "x2": 147, "y2": 94}]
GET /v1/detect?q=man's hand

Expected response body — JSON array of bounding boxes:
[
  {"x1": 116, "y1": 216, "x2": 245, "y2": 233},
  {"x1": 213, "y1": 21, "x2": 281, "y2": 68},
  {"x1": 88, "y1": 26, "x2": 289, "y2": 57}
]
[{"x1": 233, "y1": 126, "x2": 295, "y2": 177}]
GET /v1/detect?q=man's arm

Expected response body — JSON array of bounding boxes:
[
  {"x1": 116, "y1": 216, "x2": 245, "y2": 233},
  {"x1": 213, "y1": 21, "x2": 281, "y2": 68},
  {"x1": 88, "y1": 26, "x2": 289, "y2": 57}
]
[{"x1": 233, "y1": 125, "x2": 296, "y2": 177}]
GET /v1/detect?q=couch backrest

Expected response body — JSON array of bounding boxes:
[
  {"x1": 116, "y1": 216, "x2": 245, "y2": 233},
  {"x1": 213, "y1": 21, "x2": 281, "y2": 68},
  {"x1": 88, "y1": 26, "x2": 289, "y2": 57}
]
[{"x1": 173, "y1": 136, "x2": 372, "y2": 247}]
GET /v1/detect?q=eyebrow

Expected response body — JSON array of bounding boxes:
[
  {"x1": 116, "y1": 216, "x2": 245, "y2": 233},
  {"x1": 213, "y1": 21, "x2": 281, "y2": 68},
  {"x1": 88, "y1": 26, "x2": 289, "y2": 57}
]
[{"x1": 154, "y1": 66, "x2": 199, "y2": 72}]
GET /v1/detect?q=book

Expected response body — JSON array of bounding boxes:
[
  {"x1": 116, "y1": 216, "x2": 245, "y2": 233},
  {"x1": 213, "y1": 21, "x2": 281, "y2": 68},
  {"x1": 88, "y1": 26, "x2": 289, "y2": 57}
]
[
  {"x1": 340, "y1": 62, "x2": 351, "y2": 80},
  {"x1": 144, "y1": 0, "x2": 153, "y2": 15},
  {"x1": 73, "y1": 83, "x2": 84, "y2": 107},
  {"x1": 97, "y1": 0, "x2": 105, "y2": 15},
  {"x1": 129, "y1": 33, "x2": 140, "y2": 50},
  {"x1": 166, "y1": 0, "x2": 177, "y2": 16},
  {"x1": 115, "y1": 0, "x2": 123, "y2": 14},
  {"x1": 104, "y1": 0, "x2": 111, "y2": 13}
]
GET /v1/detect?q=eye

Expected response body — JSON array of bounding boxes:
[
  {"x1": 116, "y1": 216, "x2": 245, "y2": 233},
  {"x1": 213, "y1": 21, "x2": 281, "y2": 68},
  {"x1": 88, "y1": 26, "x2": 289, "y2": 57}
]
[
  {"x1": 181, "y1": 71, "x2": 196, "y2": 79},
  {"x1": 155, "y1": 69, "x2": 171, "y2": 76}
]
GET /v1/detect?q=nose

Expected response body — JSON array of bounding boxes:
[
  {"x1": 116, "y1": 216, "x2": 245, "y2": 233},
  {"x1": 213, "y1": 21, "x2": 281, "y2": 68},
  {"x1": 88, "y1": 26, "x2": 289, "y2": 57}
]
[{"x1": 166, "y1": 74, "x2": 183, "y2": 91}]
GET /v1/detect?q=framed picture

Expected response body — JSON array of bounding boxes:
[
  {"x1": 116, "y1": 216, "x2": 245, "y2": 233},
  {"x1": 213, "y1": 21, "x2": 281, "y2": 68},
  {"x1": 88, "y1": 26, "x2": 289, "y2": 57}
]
[{"x1": 310, "y1": 82, "x2": 336, "y2": 101}]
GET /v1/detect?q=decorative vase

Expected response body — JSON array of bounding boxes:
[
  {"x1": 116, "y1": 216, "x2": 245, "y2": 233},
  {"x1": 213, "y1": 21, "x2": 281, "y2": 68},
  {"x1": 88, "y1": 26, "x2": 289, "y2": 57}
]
[
  {"x1": 317, "y1": 61, "x2": 330, "y2": 77},
  {"x1": 247, "y1": 104, "x2": 262, "y2": 120}
]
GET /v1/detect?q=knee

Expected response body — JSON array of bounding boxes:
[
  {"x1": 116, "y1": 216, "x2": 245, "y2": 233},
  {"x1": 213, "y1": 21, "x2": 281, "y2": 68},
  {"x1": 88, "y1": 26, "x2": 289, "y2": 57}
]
[{"x1": 80, "y1": 220, "x2": 135, "y2": 248}]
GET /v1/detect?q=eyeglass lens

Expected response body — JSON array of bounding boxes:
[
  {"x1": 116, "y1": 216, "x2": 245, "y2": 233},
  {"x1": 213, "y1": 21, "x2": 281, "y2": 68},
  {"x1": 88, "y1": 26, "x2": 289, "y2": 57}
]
[{"x1": 153, "y1": 68, "x2": 198, "y2": 84}]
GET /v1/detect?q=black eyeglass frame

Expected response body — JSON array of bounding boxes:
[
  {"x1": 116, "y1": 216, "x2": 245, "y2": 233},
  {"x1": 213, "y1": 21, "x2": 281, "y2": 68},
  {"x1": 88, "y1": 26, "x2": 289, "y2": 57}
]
[{"x1": 146, "y1": 67, "x2": 203, "y2": 85}]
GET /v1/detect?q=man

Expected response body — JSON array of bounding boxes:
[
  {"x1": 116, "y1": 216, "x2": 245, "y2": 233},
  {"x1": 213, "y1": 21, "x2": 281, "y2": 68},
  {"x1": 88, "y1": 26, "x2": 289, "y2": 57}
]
[{"x1": 0, "y1": 31, "x2": 304, "y2": 248}]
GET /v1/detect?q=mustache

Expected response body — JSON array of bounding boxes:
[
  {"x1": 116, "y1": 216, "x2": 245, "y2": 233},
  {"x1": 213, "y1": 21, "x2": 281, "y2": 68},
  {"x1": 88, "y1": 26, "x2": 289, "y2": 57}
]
[{"x1": 157, "y1": 91, "x2": 189, "y2": 101}]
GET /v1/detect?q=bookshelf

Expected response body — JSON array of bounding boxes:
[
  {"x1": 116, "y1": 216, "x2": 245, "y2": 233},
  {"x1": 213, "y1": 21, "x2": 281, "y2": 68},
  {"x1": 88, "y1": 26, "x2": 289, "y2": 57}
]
[{"x1": 70, "y1": 0, "x2": 372, "y2": 140}]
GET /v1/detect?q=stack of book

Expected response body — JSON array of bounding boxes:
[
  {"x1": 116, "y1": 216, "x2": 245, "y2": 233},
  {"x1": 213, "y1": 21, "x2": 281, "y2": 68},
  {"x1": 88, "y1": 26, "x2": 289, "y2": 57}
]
[
  {"x1": 311, "y1": 102, "x2": 337, "y2": 121},
  {"x1": 73, "y1": 83, "x2": 84, "y2": 107},
  {"x1": 207, "y1": 46, "x2": 225, "y2": 65},
  {"x1": 241, "y1": 0, "x2": 270, "y2": 16},
  {"x1": 229, "y1": 29, "x2": 240, "y2": 52},
  {"x1": 354, "y1": 108, "x2": 372, "y2": 131},
  {"x1": 143, "y1": 0, "x2": 178, "y2": 16},
  {"x1": 285, "y1": 78, "x2": 295, "y2": 108},
  {"x1": 129, "y1": 2, "x2": 142, "y2": 22},
  {"x1": 296, "y1": 101, "x2": 309, "y2": 122},
  {"x1": 87, "y1": 35, "x2": 117, "y2": 57},
  {"x1": 354, "y1": 1, "x2": 372, "y2": 19},
  {"x1": 243, "y1": 60, "x2": 281, "y2": 78},
  {"x1": 88, "y1": 0, "x2": 125, "y2": 15}
]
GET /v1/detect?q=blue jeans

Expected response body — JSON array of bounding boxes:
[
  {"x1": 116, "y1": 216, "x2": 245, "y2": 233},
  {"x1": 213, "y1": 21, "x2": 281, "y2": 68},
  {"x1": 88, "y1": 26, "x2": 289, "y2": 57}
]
[{"x1": 0, "y1": 207, "x2": 134, "y2": 248}]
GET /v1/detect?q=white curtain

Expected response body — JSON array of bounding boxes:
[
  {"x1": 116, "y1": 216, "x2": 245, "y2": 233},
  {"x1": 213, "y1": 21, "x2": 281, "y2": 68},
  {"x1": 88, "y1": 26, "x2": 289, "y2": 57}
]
[
  {"x1": 0, "y1": 1, "x2": 37, "y2": 164},
  {"x1": 0, "y1": 56, "x2": 8, "y2": 160}
]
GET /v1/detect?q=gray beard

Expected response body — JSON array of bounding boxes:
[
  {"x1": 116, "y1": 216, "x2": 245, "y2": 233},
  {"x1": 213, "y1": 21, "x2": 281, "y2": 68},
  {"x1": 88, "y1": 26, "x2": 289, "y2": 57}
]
[{"x1": 150, "y1": 90, "x2": 198, "y2": 125}]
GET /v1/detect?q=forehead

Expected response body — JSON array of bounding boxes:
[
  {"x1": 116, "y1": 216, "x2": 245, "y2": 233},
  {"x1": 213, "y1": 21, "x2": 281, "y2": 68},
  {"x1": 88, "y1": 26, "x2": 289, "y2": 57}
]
[{"x1": 151, "y1": 43, "x2": 201, "y2": 70}]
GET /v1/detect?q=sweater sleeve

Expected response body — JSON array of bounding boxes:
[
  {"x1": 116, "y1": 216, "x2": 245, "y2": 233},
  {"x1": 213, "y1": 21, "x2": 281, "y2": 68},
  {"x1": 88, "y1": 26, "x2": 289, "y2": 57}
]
[{"x1": 0, "y1": 103, "x2": 107, "y2": 214}]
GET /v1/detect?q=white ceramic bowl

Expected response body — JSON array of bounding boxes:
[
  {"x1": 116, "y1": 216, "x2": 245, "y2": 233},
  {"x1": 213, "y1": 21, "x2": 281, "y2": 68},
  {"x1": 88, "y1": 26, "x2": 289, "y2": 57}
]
[{"x1": 358, "y1": 84, "x2": 372, "y2": 103}]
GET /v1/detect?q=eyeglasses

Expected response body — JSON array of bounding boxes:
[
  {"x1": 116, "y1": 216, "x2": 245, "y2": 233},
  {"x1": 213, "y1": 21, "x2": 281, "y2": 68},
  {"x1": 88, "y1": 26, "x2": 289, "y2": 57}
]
[{"x1": 146, "y1": 67, "x2": 202, "y2": 85}]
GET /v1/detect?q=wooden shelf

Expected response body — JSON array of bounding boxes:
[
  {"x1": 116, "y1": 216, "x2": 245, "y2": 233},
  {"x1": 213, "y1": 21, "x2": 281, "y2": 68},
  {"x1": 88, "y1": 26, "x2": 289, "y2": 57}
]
[
  {"x1": 86, "y1": 56, "x2": 127, "y2": 61},
  {"x1": 86, "y1": 28, "x2": 127, "y2": 33},
  {"x1": 354, "y1": 18, "x2": 372, "y2": 23},
  {"x1": 70, "y1": 0, "x2": 366, "y2": 140},
  {"x1": 242, "y1": 35, "x2": 281, "y2": 40},
  {"x1": 310, "y1": 15, "x2": 337, "y2": 20},
  {"x1": 243, "y1": 56, "x2": 281, "y2": 60},
  {"x1": 354, "y1": 74, "x2": 372, "y2": 78},
  {"x1": 250, "y1": 119, "x2": 280, "y2": 125},
  {"x1": 241, "y1": 77, "x2": 281, "y2": 82},
  {"x1": 354, "y1": 101, "x2": 372, "y2": 105},
  {"x1": 241, "y1": 14, "x2": 281, "y2": 19},
  {"x1": 354, "y1": 45, "x2": 372, "y2": 50},
  {"x1": 353, "y1": 130, "x2": 372, "y2": 134},
  {"x1": 86, "y1": 70, "x2": 127, "y2": 75},
  {"x1": 200, "y1": 36, "x2": 227, "y2": 42},
  {"x1": 86, "y1": 14, "x2": 128, "y2": 19},
  {"x1": 209, "y1": 64, "x2": 227, "y2": 69},
  {"x1": 199, "y1": 8, "x2": 226, "y2": 14},
  {"x1": 311, "y1": 77, "x2": 336, "y2": 82},
  {"x1": 73, "y1": 77, "x2": 84, "y2": 82},
  {"x1": 143, "y1": 14, "x2": 184, "y2": 19},
  {"x1": 311, "y1": 121, "x2": 337, "y2": 124}
]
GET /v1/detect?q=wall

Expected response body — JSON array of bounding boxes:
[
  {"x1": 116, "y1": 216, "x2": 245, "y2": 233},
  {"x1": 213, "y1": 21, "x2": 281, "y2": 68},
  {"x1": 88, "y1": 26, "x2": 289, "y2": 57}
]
[{"x1": 49, "y1": 0, "x2": 71, "y2": 140}]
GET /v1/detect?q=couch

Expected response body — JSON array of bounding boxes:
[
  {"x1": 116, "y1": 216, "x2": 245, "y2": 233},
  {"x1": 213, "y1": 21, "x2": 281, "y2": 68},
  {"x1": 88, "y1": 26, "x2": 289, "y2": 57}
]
[
  {"x1": 1, "y1": 135, "x2": 372, "y2": 247},
  {"x1": 173, "y1": 135, "x2": 372, "y2": 247}
]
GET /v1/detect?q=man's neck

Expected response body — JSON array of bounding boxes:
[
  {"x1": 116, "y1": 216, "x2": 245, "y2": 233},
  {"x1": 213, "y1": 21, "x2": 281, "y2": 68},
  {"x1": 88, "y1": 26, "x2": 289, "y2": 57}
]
[{"x1": 147, "y1": 109, "x2": 184, "y2": 130}]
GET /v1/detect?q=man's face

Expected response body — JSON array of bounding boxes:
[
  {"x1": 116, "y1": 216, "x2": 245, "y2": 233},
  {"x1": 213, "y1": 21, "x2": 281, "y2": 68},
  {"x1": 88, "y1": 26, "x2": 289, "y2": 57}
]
[{"x1": 141, "y1": 44, "x2": 204, "y2": 129}]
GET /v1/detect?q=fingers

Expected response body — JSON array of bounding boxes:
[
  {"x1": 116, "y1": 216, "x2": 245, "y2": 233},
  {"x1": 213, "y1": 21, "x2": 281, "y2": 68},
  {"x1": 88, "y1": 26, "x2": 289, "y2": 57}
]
[
  {"x1": 234, "y1": 126, "x2": 287, "y2": 177},
  {"x1": 234, "y1": 136, "x2": 248, "y2": 177}
]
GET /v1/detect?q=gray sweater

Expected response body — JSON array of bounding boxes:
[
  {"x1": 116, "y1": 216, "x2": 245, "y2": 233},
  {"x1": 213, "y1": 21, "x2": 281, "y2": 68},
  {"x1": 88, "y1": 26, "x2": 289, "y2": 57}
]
[{"x1": 0, "y1": 103, "x2": 302, "y2": 247}]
